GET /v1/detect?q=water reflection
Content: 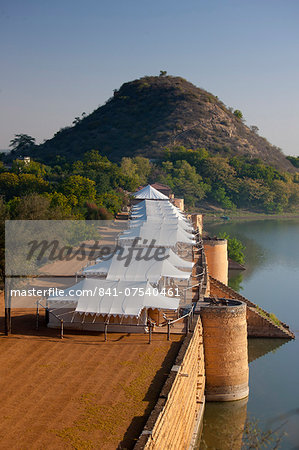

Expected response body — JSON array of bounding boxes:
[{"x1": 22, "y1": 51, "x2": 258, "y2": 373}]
[
  {"x1": 206, "y1": 219, "x2": 299, "y2": 271},
  {"x1": 228, "y1": 270, "x2": 244, "y2": 291},
  {"x1": 199, "y1": 397, "x2": 248, "y2": 450},
  {"x1": 200, "y1": 219, "x2": 299, "y2": 448},
  {"x1": 198, "y1": 340, "x2": 288, "y2": 450},
  {"x1": 247, "y1": 338, "x2": 288, "y2": 363}
]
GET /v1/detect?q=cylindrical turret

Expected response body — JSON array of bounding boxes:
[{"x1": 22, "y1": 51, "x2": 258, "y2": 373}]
[
  {"x1": 173, "y1": 198, "x2": 184, "y2": 211},
  {"x1": 203, "y1": 238, "x2": 228, "y2": 285},
  {"x1": 200, "y1": 299, "x2": 249, "y2": 401},
  {"x1": 191, "y1": 214, "x2": 203, "y2": 235}
]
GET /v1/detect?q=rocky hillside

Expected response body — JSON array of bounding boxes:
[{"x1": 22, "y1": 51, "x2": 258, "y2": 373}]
[{"x1": 25, "y1": 75, "x2": 295, "y2": 171}]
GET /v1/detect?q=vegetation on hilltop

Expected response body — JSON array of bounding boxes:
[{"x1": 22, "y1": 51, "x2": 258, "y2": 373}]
[
  {"x1": 287, "y1": 155, "x2": 299, "y2": 168},
  {"x1": 6, "y1": 75, "x2": 296, "y2": 172}
]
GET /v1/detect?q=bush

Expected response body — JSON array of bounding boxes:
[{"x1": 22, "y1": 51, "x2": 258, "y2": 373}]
[
  {"x1": 218, "y1": 232, "x2": 245, "y2": 265},
  {"x1": 233, "y1": 109, "x2": 243, "y2": 120}
]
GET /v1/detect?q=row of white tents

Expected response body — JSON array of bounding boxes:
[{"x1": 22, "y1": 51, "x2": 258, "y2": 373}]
[{"x1": 47, "y1": 185, "x2": 195, "y2": 329}]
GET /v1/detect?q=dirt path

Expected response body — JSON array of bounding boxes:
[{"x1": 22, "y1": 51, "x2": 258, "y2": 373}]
[{"x1": 0, "y1": 296, "x2": 182, "y2": 449}]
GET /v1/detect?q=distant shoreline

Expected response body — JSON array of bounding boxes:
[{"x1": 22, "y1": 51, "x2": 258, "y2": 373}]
[{"x1": 195, "y1": 210, "x2": 299, "y2": 224}]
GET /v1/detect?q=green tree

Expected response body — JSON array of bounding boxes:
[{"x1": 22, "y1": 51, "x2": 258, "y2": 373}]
[
  {"x1": 233, "y1": 109, "x2": 243, "y2": 120},
  {"x1": 9, "y1": 134, "x2": 36, "y2": 153},
  {"x1": 201, "y1": 157, "x2": 236, "y2": 184},
  {"x1": 0, "y1": 197, "x2": 8, "y2": 281},
  {"x1": 44, "y1": 192, "x2": 72, "y2": 215},
  {"x1": 98, "y1": 192, "x2": 123, "y2": 215},
  {"x1": 61, "y1": 175, "x2": 96, "y2": 206},
  {"x1": 159, "y1": 160, "x2": 209, "y2": 206},
  {"x1": 239, "y1": 178, "x2": 274, "y2": 210},
  {"x1": 286, "y1": 155, "x2": 299, "y2": 168},
  {"x1": 133, "y1": 156, "x2": 152, "y2": 185},
  {"x1": 18, "y1": 174, "x2": 49, "y2": 196},
  {"x1": 0, "y1": 173, "x2": 19, "y2": 199},
  {"x1": 120, "y1": 157, "x2": 138, "y2": 176},
  {"x1": 12, "y1": 159, "x2": 47, "y2": 177},
  {"x1": 120, "y1": 157, "x2": 140, "y2": 187},
  {"x1": 9, "y1": 194, "x2": 72, "y2": 220},
  {"x1": 211, "y1": 187, "x2": 236, "y2": 210},
  {"x1": 0, "y1": 162, "x2": 6, "y2": 173},
  {"x1": 218, "y1": 232, "x2": 245, "y2": 265}
]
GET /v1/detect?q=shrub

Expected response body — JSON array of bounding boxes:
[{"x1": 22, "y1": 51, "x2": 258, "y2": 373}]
[{"x1": 233, "y1": 109, "x2": 243, "y2": 120}]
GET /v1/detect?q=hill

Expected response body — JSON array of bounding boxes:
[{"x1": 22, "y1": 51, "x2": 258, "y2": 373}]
[{"x1": 17, "y1": 75, "x2": 295, "y2": 171}]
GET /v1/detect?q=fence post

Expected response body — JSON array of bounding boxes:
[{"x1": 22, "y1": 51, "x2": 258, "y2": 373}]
[
  {"x1": 45, "y1": 304, "x2": 49, "y2": 324},
  {"x1": 4, "y1": 280, "x2": 11, "y2": 335},
  {"x1": 167, "y1": 321, "x2": 171, "y2": 341},
  {"x1": 104, "y1": 323, "x2": 108, "y2": 342},
  {"x1": 36, "y1": 301, "x2": 39, "y2": 330},
  {"x1": 148, "y1": 323, "x2": 152, "y2": 344},
  {"x1": 60, "y1": 319, "x2": 64, "y2": 339}
]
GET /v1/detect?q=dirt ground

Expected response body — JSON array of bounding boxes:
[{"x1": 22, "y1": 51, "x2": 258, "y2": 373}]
[{"x1": 0, "y1": 296, "x2": 182, "y2": 450}]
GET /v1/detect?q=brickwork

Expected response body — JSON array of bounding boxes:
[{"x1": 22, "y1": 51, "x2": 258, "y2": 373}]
[
  {"x1": 134, "y1": 316, "x2": 205, "y2": 450},
  {"x1": 190, "y1": 214, "x2": 203, "y2": 235},
  {"x1": 173, "y1": 198, "x2": 184, "y2": 211},
  {"x1": 200, "y1": 300, "x2": 249, "y2": 401},
  {"x1": 203, "y1": 239, "x2": 228, "y2": 285}
]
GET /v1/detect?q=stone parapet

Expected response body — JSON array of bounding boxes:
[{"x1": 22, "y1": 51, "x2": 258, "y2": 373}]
[{"x1": 134, "y1": 315, "x2": 205, "y2": 449}]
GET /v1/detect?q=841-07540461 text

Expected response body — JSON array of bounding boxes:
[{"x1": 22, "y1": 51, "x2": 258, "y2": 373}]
[
  {"x1": 10, "y1": 287, "x2": 181, "y2": 298},
  {"x1": 95, "y1": 287, "x2": 180, "y2": 297}
]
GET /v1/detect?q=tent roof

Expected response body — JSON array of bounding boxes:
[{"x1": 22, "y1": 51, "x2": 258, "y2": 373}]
[
  {"x1": 168, "y1": 249, "x2": 194, "y2": 269},
  {"x1": 129, "y1": 217, "x2": 192, "y2": 232},
  {"x1": 133, "y1": 185, "x2": 169, "y2": 200},
  {"x1": 118, "y1": 223, "x2": 195, "y2": 246},
  {"x1": 131, "y1": 200, "x2": 188, "y2": 222},
  {"x1": 48, "y1": 278, "x2": 179, "y2": 317},
  {"x1": 106, "y1": 253, "x2": 191, "y2": 282},
  {"x1": 83, "y1": 249, "x2": 191, "y2": 282},
  {"x1": 83, "y1": 258, "x2": 112, "y2": 275}
]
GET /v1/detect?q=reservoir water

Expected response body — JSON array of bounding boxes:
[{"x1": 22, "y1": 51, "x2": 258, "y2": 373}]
[{"x1": 199, "y1": 219, "x2": 299, "y2": 449}]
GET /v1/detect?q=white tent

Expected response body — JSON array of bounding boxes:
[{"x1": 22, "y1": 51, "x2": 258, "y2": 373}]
[
  {"x1": 118, "y1": 223, "x2": 195, "y2": 247},
  {"x1": 83, "y1": 248, "x2": 193, "y2": 279},
  {"x1": 48, "y1": 278, "x2": 87, "y2": 304},
  {"x1": 83, "y1": 258, "x2": 113, "y2": 275},
  {"x1": 133, "y1": 185, "x2": 169, "y2": 200},
  {"x1": 48, "y1": 278, "x2": 179, "y2": 317},
  {"x1": 126, "y1": 222, "x2": 193, "y2": 239},
  {"x1": 131, "y1": 200, "x2": 189, "y2": 222},
  {"x1": 106, "y1": 254, "x2": 191, "y2": 282},
  {"x1": 129, "y1": 217, "x2": 193, "y2": 232},
  {"x1": 83, "y1": 253, "x2": 191, "y2": 283},
  {"x1": 168, "y1": 249, "x2": 194, "y2": 269}
]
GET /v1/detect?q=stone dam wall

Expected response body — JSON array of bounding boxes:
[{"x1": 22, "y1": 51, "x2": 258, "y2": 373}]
[
  {"x1": 134, "y1": 221, "x2": 294, "y2": 449},
  {"x1": 134, "y1": 315, "x2": 205, "y2": 450}
]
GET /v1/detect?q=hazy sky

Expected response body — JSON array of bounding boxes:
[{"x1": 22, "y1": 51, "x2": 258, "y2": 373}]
[{"x1": 1, "y1": 0, "x2": 299, "y2": 156}]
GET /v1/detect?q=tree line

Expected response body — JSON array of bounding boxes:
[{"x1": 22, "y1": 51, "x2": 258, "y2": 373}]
[
  {"x1": 1, "y1": 146, "x2": 299, "y2": 221},
  {"x1": 0, "y1": 144, "x2": 299, "y2": 282}
]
